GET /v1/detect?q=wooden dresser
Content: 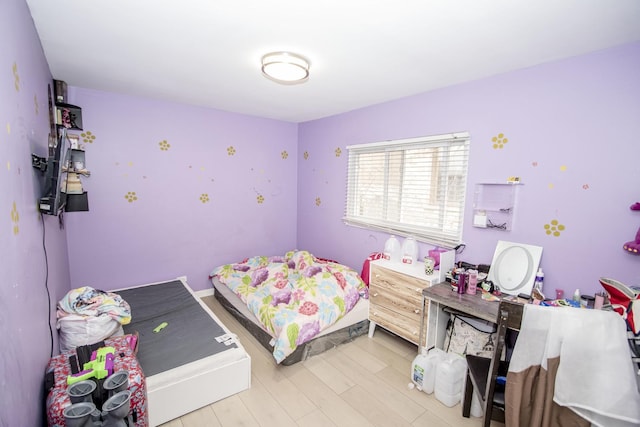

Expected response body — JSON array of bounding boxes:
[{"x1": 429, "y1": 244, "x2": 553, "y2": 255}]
[{"x1": 368, "y1": 260, "x2": 439, "y2": 347}]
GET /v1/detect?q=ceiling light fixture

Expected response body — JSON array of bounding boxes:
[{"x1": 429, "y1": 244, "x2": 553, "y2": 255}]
[{"x1": 261, "y1": 52, "x2": 310, "y2": 85}]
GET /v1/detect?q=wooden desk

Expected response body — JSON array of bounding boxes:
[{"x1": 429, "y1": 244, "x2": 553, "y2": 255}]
[{"x1": 420, "y1": 282, "x2": 501, "y2": 351}]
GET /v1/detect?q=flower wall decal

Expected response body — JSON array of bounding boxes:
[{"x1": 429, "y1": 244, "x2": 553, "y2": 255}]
[
  {"x1": 227, "y1": 146, "x2": 236, "y2": 156},
  {"x1": 159, "y1": 139, "x2": 171, "y2": 151},
  {"x1": 11, "y1": 201, "x2": 19, "y2": 235},
  {"x1": 303, "y1": 151, "x2": 309, "y2": 160},
  {"x1": 257, "y1": 194, "x2": 265, "y2": 204},
  {"x1": 315, "y1": 197, "x2": 321, "y2": 206},
  {"x1": 200, "y1": 194, "x2": 210, "y2": 203},
  {"x1": 124, "y1": 192, "x2": 138, "y2": 203},
  {"x1": 544, "y1": 219, "x2": 565, "y2": 237},
  {"x1": 492, "y1": 133, "x2": 508, "y2": 149},
  {"x1": 12, "y1": 62, "x2": 20, "y2": 91},
  {"x1": 81, "y1": 131, "x2": 96, "y2": 144},
  {"x1": 281, "y1": 150, "x2": 288, "y2": 159},
  {"x1": 335, "y1": 148, "x2": 342, "y2": 157}
]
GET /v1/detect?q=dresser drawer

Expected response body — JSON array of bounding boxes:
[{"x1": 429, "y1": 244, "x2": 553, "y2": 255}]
[
  {"x1": 368, "y1": 263, "x2": 430, "y2": 346},
  {"x1": 369, "y1": 302, "x2": 423, "y2": 345},
  {"x1": 369, "y1": 284, "x2": 426, "y2": 323},
  {"x1": 370, "y1": 265, "x2": 426, "y2": 307}
]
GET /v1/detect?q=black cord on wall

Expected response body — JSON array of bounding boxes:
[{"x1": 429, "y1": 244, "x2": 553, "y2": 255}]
[{"x1": 40, "y1": 213, "x2": 54, "y2": 358}]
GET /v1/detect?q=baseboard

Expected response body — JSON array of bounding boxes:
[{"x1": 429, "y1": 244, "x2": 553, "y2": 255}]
[{"x1": 195, "y1": 288, "x2": 214, "y2": 298}]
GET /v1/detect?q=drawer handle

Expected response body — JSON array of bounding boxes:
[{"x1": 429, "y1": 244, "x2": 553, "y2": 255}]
[
  {"x1": 372, "y1": 292, "x2": 379, "y2": 297},
  {"x1": 414, "y1": 309, "x2": 420, "y2": 314},
  {"x1": 415, "y1": 288, "x2": 421, "y2": 293}
]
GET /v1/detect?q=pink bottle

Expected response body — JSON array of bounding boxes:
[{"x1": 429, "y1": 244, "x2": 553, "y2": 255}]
[{"x1": 466, "y1": 270, "x2": 478, "y2": 295}]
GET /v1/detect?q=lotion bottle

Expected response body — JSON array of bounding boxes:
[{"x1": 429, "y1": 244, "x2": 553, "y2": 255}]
[{"x1": 533, "y1": 267, "x2": 544, "y2": 292}]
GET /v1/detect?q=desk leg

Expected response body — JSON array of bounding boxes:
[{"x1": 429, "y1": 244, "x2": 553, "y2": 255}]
[
  {"x1": 368, "y1": 320, "x2": 376, "y2": 338},
  {"x1": 418, "y1": 295, "x2": 427, "y2": 352},
  {"x1": 428, "y1": 302, "x2": 450, "y2": 350}
]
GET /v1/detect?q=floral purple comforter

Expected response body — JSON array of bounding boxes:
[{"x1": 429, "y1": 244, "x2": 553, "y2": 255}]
[{"x1": 211, "y1": 250, "x2": 368, "y2": 363}]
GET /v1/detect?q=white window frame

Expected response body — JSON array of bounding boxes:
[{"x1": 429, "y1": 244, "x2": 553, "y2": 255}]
[{"x1": 343, "y1": 132, "x2": 470, "y2": 248}]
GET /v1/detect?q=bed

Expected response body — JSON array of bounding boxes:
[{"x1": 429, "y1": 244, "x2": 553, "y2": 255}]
[
  {"x1": 116, "y1": 277, "x2": 251, "y2": 426},
  {"x1": 210, "y1": 250, "x2": 370, "y2": 365}
]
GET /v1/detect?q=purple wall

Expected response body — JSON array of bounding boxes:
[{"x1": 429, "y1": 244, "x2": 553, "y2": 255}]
[
  {"x1": 4, "y1": 4, "x2": 638, "y2": 423},
  {"x1": 64, "y1": 89, "x2": 298, "y2": 291},
  {"x1": 0, "y1": 1, "x2": 73, "y2": 426},
  {"x1": 298, "y1": 42, "x2": 640, "y2": 297}
]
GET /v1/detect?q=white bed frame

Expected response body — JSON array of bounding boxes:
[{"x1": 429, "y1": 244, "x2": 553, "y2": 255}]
[{"x1": 117, "y1": 277, "x2": 251, "y2": 426}]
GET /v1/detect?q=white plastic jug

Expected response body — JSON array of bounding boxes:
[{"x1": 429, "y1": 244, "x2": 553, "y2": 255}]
[
  {"x1": 383, "y1": 235, "x2": 401, "y2": 262},
  {"x1": 410, "y1": 348, "x2": 445, "y2": 394},
  {"x1": 423, "y1": 348, "x2": 446, "y2": 394},
  {"x1": 401, "y1": 236, "x2": 419, "y2": 264},
  {"x1": 410, "y1": 352, "x2": 429, "y2": 391},
  {"x1": 434, "y1": 354, "x2": 467, "y2": 407}
]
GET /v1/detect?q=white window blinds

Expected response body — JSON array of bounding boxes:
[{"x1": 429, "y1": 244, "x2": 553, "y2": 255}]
[{"x1": 344, "y1": 132, "x2": 470, "y2": 248}]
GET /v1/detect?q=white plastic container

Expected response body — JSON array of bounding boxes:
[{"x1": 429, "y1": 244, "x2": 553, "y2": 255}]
[
  {"x1": 401, "y1": 236, "x2": 419, "y2": 264},
  {"x1": 434, "y1": 389, "x2": 461, "y2": 408},
  {"x1": 423, "y1": 348, "x2": 446, "y2": 394},
  {"x1": 411, "y1": 352, "x2": 429, "y2": 391},
  {"x1": 411, "y1": 348, "x2": 445, "y2": 393},
  {"x1": 534, "y1": 267, "x2": 544, "y2": 292},
  {"x1": 383, "y1": 235, "x2": 401, "y2": 262},
  {"x1": 434, "y1": 354, "x2": 467, "y2": 407}
]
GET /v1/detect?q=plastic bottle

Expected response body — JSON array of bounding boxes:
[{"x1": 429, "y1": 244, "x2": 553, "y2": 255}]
[
  {"x1": 411, "y1": 352, "x2": 430, "y2": 391},
  {"x1": 434, "y1": 354, "x2": 467, "y2": 407},
  {"x1": 534, "y1": 267, "x2": 544, "y2": 292},
  {"x1": 410, "y1": 348, "x2": 446, "y2": 394},
  {"x1": 383, "y1": 235, "x2": 401, "y2": 262},
  {"x1": 401, "y1": 236, "x2": 419, "y2": 265},
  {"x1": 423, "y1": 348, "x2": 446, "y2": 394},
  {"x1": 573, "y1": 288, "x2": 581, "y2": 303}
]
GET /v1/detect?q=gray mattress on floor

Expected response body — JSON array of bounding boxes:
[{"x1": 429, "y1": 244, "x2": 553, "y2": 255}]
[{"x1": 118, "y1": 279, "x2": 237, "y2": 377}]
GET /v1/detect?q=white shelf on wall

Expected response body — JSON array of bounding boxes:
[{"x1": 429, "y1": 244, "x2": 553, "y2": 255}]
[{"x1": 472, "y1": 182, "x2": 521, "y2": 231}]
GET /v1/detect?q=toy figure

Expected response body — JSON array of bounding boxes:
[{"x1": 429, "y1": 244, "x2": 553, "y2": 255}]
[{"x1": 623, "y1": 202, "x2": 640, "y2": 255}]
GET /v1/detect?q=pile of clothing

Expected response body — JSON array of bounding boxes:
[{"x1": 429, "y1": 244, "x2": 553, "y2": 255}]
[{"x1": 57, "y1": 287, "x2": 131, "y2": 352}]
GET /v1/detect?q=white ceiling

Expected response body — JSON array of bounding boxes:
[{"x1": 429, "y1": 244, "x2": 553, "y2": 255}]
[{"x1": 26, "y1": 0, "x2": 640, "y2": 123}]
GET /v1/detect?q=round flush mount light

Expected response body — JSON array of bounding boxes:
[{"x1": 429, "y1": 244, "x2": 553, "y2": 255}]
[{"x1": 261, "y1": 52, "x2": 310, "y2": 85}]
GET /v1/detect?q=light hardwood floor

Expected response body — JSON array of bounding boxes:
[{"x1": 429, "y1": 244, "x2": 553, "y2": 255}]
[{"x1": 160, "y1": 295, "x2": 504, "y2": 427}]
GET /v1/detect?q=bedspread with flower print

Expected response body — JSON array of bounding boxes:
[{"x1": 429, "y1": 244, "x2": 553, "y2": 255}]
[{"x1": 211, "y1": 250, "x2": 368, "y2": 363}]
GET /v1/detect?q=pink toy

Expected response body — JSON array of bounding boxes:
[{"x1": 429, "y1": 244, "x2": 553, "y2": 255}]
[{"x1": 623, "y1": 202, "x2": 640, "y2": 255}]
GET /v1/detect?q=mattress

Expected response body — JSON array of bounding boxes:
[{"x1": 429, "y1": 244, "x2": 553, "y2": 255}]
[
  {"x1": 116, "y1": 277, "x2": 250, "y2": 426},
  {"x1": 212, "y1": 276, "x2": 369, "y2": 365}
]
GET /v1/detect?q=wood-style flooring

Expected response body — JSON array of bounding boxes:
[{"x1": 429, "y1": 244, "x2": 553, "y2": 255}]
[{"x1": 159, "y1": 295, "x2": 503, "y2": 427}]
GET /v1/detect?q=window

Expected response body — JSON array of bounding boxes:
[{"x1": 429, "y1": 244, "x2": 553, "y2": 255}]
[{"x1": 344, "y1": 132, "x2": 470, "y2": 248}]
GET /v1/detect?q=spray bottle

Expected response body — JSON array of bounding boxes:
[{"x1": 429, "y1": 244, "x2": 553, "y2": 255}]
[{"x1": 533, "y1": 267, "x2": 544, "y2": 292}]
